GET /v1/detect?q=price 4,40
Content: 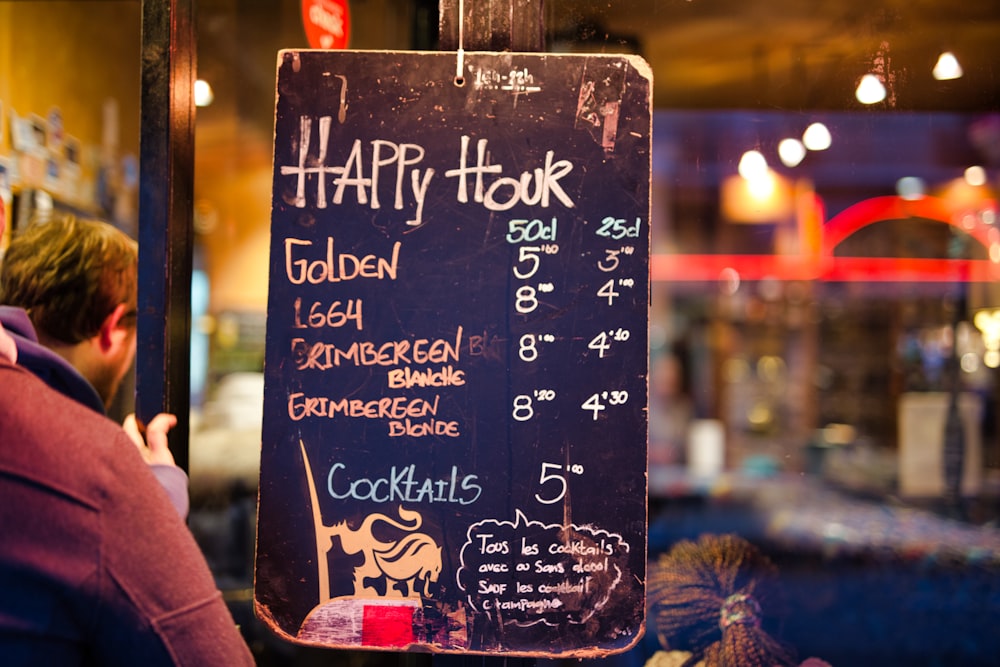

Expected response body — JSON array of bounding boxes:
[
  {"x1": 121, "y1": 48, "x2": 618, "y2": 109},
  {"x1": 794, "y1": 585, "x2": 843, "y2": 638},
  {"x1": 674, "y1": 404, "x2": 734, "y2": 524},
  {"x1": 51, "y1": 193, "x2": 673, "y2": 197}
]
[{"x1": 581, "y1": 390, "x2": 629, "y2": 420}]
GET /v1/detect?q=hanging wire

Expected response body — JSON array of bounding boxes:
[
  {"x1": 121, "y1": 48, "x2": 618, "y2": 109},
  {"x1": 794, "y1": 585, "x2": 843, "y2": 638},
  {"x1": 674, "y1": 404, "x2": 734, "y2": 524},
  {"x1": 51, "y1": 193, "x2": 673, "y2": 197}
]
[{"x1": 456, "y1": 0, "x2": 466, "y2": 85}]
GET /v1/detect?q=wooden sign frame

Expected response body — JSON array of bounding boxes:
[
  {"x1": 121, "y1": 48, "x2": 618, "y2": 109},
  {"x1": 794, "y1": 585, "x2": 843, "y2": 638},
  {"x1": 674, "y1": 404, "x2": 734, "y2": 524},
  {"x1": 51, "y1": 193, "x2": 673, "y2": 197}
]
[{"x1": 255, "y1": 49, "x2": 652, "y2": 658}]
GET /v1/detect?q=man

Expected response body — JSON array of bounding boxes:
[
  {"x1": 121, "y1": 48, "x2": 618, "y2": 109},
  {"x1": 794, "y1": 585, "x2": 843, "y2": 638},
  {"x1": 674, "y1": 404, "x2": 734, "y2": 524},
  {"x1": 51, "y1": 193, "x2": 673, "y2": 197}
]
[
  {"x1": 0, "y1": 321, "x2": 256, "y2": 665},
  {"x1": 0, "y1": 214, "x2": 187, "y2": 515},
  {"x1": 1, "y1": 215, "x2": 140, "y2": 412}
]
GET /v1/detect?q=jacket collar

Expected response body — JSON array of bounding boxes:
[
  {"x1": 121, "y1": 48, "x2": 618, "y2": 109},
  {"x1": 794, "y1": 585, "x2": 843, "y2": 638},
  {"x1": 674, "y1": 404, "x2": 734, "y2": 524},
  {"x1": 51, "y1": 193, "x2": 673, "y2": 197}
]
[{"x1": 0, "y1": 306, "x2": 106, "y2": 415}]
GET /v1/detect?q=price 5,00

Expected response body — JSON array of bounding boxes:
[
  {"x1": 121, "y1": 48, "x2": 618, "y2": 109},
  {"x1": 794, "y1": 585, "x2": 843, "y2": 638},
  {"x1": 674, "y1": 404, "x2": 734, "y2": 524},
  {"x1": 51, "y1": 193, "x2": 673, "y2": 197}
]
[{"x1": 534, "y1": 462, "x2": 585, "y2": 505}]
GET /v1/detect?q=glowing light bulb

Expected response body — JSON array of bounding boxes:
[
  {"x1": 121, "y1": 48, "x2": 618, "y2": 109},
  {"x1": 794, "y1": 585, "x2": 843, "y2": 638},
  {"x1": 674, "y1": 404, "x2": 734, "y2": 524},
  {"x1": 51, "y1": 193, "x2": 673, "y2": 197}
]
[
  {"x1": 896, "y1": 176, "x2": 926, "y2": 201},
  {"x1": 778, "y1": 138, "x2": 806, "y2": 167},
  {"x1": 933, "y1": 52, "x2": 963, "y2": 80},
  {"x1": 856, "y1": 74, "x2": 886, "y2": 104},
  {"x1": 738, "y1": 150, "x2": 768, "y2": 181},
  {"x1": 747, "y1": 170, "x2": 777, "y2": 199},
  {"x1": 802, "y1": 123, "x2": 831, "y2": 151},
  {"x1": 195, "y1": 79, "x2": 215, "y2": 107},
  {"x1": 965, "y1": 165, "x2": 987, "y2": 187}
]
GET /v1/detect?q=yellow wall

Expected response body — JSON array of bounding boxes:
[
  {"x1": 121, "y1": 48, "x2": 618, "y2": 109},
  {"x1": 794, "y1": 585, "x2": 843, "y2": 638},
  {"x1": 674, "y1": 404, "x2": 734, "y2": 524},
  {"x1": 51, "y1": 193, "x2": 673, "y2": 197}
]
[
  {"x1": 193, "y1": 0, "x2": 416, "y2": 314},
  {"x1": 0, "y1": 1, "x2": 140, "y2": 213},
  {"x1": 0, "y1": 0, "x2": 414, "y2": 313}
]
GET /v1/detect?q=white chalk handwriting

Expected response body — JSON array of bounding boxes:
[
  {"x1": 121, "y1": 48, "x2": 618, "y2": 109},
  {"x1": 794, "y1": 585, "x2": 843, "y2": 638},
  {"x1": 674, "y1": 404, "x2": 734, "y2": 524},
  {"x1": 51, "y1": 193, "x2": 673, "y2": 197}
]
[{"x1": 278, "y1": 119, "x2": 577, "y2": 226}]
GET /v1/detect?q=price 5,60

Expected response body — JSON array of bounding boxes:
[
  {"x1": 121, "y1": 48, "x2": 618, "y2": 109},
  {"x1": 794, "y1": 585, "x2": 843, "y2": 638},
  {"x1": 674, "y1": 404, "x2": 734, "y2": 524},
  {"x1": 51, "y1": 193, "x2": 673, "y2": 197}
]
[{"x1": 512, "y1": 244, "x2": 559, "y2": 280}]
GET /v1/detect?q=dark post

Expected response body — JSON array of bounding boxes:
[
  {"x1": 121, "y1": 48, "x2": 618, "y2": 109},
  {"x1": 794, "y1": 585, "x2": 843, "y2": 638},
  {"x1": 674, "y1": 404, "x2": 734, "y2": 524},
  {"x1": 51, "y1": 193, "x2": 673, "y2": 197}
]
[
  {"x1": 438, "y1": 0, "x2": 545, "y2": 52},
  {"x1": 137, "y1": 0, "x2": 196, "y2": 472},
  {"x1": 434, "y1": 0, "x2": 545, "y2": 667},
  {"x1": 943, "y1": 287, "x2": 968, "y2": 517},
  {"x1": 437, "y1": 5, "x2": 545, "y2": 666},
  {"x1": 440, "y1": 5, "x2": 544, "y2": 666},
  {"x1": 942, "y1": 231, "x2": 970, "y2": 518}
]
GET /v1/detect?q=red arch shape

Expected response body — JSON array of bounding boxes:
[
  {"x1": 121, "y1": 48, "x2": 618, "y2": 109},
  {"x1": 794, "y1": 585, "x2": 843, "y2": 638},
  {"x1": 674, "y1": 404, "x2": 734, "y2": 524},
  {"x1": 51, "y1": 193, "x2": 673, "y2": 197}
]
[
  {"x1": 822, "y1": 195, "x2": 997, "y2": 257},
  {"x1": 651, "y1": 194, "x2": 1000, "y2": 283}
]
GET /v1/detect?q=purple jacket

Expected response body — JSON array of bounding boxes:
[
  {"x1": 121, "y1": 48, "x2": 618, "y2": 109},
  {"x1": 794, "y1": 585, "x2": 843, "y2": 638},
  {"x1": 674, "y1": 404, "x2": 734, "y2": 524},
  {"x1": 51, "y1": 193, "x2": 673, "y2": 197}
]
[
  {"x1": 0, "y1": 306, "x2": 189, "y2": 517},
  {"x1": 0, "y1": 357, "x2": 255, "y2": 665}
]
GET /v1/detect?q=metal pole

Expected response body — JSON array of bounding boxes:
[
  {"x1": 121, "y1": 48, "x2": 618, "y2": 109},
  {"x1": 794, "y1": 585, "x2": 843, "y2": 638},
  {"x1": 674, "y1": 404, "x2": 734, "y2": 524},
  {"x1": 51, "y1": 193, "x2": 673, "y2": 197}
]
[{"x1": 137, "y1": 0, "x2": 196, "y2": 472}]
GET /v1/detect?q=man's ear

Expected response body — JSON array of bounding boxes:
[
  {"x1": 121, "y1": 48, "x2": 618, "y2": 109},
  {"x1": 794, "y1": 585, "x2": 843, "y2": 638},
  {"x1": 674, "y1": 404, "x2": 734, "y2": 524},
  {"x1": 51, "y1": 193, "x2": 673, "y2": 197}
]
[{"x1": 98, "y1": 303, "x2": 131, "y2": 352}]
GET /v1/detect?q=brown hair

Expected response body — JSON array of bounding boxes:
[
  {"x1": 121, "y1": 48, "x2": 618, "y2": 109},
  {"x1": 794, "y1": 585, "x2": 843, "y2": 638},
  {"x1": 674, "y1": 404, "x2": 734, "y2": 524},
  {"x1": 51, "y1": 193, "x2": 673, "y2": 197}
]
[
  {"x1": 0, "y1": 214, "x2": 138, "y2": 344},
  {"x1": 649, "y1": 534, "x2": 796, "y2": 667}
]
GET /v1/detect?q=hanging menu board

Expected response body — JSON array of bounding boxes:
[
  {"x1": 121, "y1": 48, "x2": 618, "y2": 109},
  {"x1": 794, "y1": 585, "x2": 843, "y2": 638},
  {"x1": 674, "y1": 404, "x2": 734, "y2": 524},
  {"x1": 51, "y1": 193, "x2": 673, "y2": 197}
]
[{"x1": 255, "y1": 49, "x2": 651, "y2": 658}]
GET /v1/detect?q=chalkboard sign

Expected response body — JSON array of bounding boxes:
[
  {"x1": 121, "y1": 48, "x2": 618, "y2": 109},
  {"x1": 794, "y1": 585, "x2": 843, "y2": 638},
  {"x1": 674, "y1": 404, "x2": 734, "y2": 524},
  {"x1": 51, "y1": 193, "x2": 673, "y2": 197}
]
[{"x1": 255, "y1": 49, "x2": 651, "y2": 658}]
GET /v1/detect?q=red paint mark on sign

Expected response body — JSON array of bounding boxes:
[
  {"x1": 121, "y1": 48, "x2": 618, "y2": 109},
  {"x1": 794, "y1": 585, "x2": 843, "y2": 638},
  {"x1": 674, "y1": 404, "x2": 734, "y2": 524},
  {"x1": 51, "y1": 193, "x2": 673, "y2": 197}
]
[
  {"x1": 301, "y1": 0, "x2": 350, "y2": 50},
  {"x1": 362, "y1": 604, "x2": 416, "y2": 646}
]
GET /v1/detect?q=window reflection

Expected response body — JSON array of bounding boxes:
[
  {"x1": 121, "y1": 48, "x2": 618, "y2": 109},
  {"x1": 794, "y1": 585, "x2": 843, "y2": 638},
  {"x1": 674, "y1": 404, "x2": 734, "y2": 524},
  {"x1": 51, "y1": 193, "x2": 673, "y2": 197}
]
[
  {"x1": 182, "y1": 2, "x2": 1000, "y2": 665},
  {"x1": 5, "y1": 1, "x2": 998, "y2": 665}
]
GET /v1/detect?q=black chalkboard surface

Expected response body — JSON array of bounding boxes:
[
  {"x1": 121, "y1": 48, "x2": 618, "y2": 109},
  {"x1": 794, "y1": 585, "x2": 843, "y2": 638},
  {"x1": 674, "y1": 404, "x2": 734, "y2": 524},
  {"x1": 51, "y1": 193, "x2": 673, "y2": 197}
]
[{"x1": 254, "y1": 50, "x2": 651, "y2": 658}]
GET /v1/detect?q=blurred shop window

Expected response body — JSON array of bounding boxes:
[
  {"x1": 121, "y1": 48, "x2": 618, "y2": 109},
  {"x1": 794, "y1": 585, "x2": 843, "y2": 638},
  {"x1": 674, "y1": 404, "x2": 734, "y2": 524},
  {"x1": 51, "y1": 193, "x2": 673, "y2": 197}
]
[
  {"x1": 190, "y1": 370, "x2": 263, "y2": 500},
  {"x1": 175, "y1": 1, "x2": 1000, "y2": 665}
]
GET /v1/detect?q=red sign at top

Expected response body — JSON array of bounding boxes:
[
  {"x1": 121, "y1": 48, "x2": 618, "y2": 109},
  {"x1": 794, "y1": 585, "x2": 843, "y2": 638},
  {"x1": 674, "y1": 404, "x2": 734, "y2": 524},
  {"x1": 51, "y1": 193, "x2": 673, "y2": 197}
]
[{"x1": 302, "y1": 0, "x2": 350, "y2": 50}]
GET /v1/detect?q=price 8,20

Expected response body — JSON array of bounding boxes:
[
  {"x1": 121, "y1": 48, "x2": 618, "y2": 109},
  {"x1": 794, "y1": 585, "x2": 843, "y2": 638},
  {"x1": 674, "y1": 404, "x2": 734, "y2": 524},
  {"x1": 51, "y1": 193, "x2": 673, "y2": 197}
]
[{"x1": 512, "y1": 390, "x2": 556, "y2": 422}]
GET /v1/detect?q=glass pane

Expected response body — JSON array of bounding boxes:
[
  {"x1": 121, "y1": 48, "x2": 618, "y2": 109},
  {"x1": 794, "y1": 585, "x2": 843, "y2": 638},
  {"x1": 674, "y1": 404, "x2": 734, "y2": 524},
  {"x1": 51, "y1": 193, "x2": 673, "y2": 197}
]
[
  {"x1": 0, "y1": 3, "x2": 142, "y2": 425},
  {"x1": 181, "y1": 2, "x2": 1000, "y2": 665},
  {"x1": 5, "y1": 1, "x2": 997, "y2": 664}
]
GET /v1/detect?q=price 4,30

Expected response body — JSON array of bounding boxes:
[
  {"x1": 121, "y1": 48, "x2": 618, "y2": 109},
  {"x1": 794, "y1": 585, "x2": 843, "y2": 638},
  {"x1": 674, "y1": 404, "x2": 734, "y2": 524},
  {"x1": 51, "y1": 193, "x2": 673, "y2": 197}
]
[{"x1": 581, "y1": 390, "x2": 629, "y2": 420}]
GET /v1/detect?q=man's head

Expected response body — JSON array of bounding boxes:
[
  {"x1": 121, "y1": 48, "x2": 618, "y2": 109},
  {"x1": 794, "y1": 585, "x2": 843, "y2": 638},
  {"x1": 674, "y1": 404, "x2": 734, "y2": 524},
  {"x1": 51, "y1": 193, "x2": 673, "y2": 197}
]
[{"x1": 0, "y1": 215, "x2": 139, "y2": 406}]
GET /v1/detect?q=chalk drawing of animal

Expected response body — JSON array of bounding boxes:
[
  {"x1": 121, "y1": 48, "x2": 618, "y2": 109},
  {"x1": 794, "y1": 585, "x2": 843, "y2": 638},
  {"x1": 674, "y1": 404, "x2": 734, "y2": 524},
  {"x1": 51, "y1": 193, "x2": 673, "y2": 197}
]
[{"x1": 323, "y1": 505, "x2": 443, "y2": 599}]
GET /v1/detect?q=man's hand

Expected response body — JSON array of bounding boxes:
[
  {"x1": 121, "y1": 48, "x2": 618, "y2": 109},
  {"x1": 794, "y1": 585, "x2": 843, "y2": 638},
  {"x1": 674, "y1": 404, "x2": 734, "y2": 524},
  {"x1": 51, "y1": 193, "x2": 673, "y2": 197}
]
[
  {"x1": 0, "y1": 323, "x2": 17, "y2": 363},
  {"x1": 123, "y1": 413, "x2": 178, "y2": 467}
]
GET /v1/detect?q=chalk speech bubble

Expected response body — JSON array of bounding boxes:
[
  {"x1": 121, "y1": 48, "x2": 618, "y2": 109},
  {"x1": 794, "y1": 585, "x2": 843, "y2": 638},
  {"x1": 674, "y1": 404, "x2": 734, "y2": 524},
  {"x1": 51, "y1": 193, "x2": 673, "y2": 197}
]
[{"x1": 456, "y1": 510, "x2": 630, "y2": 628}]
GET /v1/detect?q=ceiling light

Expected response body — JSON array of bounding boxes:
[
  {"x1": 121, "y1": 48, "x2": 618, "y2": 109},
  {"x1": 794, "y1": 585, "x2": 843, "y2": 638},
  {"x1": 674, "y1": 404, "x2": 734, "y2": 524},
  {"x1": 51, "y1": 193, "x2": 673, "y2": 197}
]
[
  {"x1": 965, "y1": 165, "x2": 987, "y2": 187},
  {"x1": 738, "y1": 150, "x2": 768, "y2": 181},
  {"x1": 746, "y1": 170, "x2": 777, "y2": 199},
  {"x1": 802, "y1": 122, "x2": 831, "y2": 151},
  {"x1": 896, "y1": 176, "x2": 926, "y2": 200},
  {"x1": 195, "y1": 79, "x2": 215, "y2": 107},
  {"x1": 856, "y1": 74, "x2": 886, "y2": 104},
  {"x1": 777, "y1": 138, "x2": 806, "y2": 167},
  {"x1": 933, "y1": 51, "x2": 963, "y2": 80},
  {"x1": 720, "y1": 171, "x2": 793, "y2": 224}
]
